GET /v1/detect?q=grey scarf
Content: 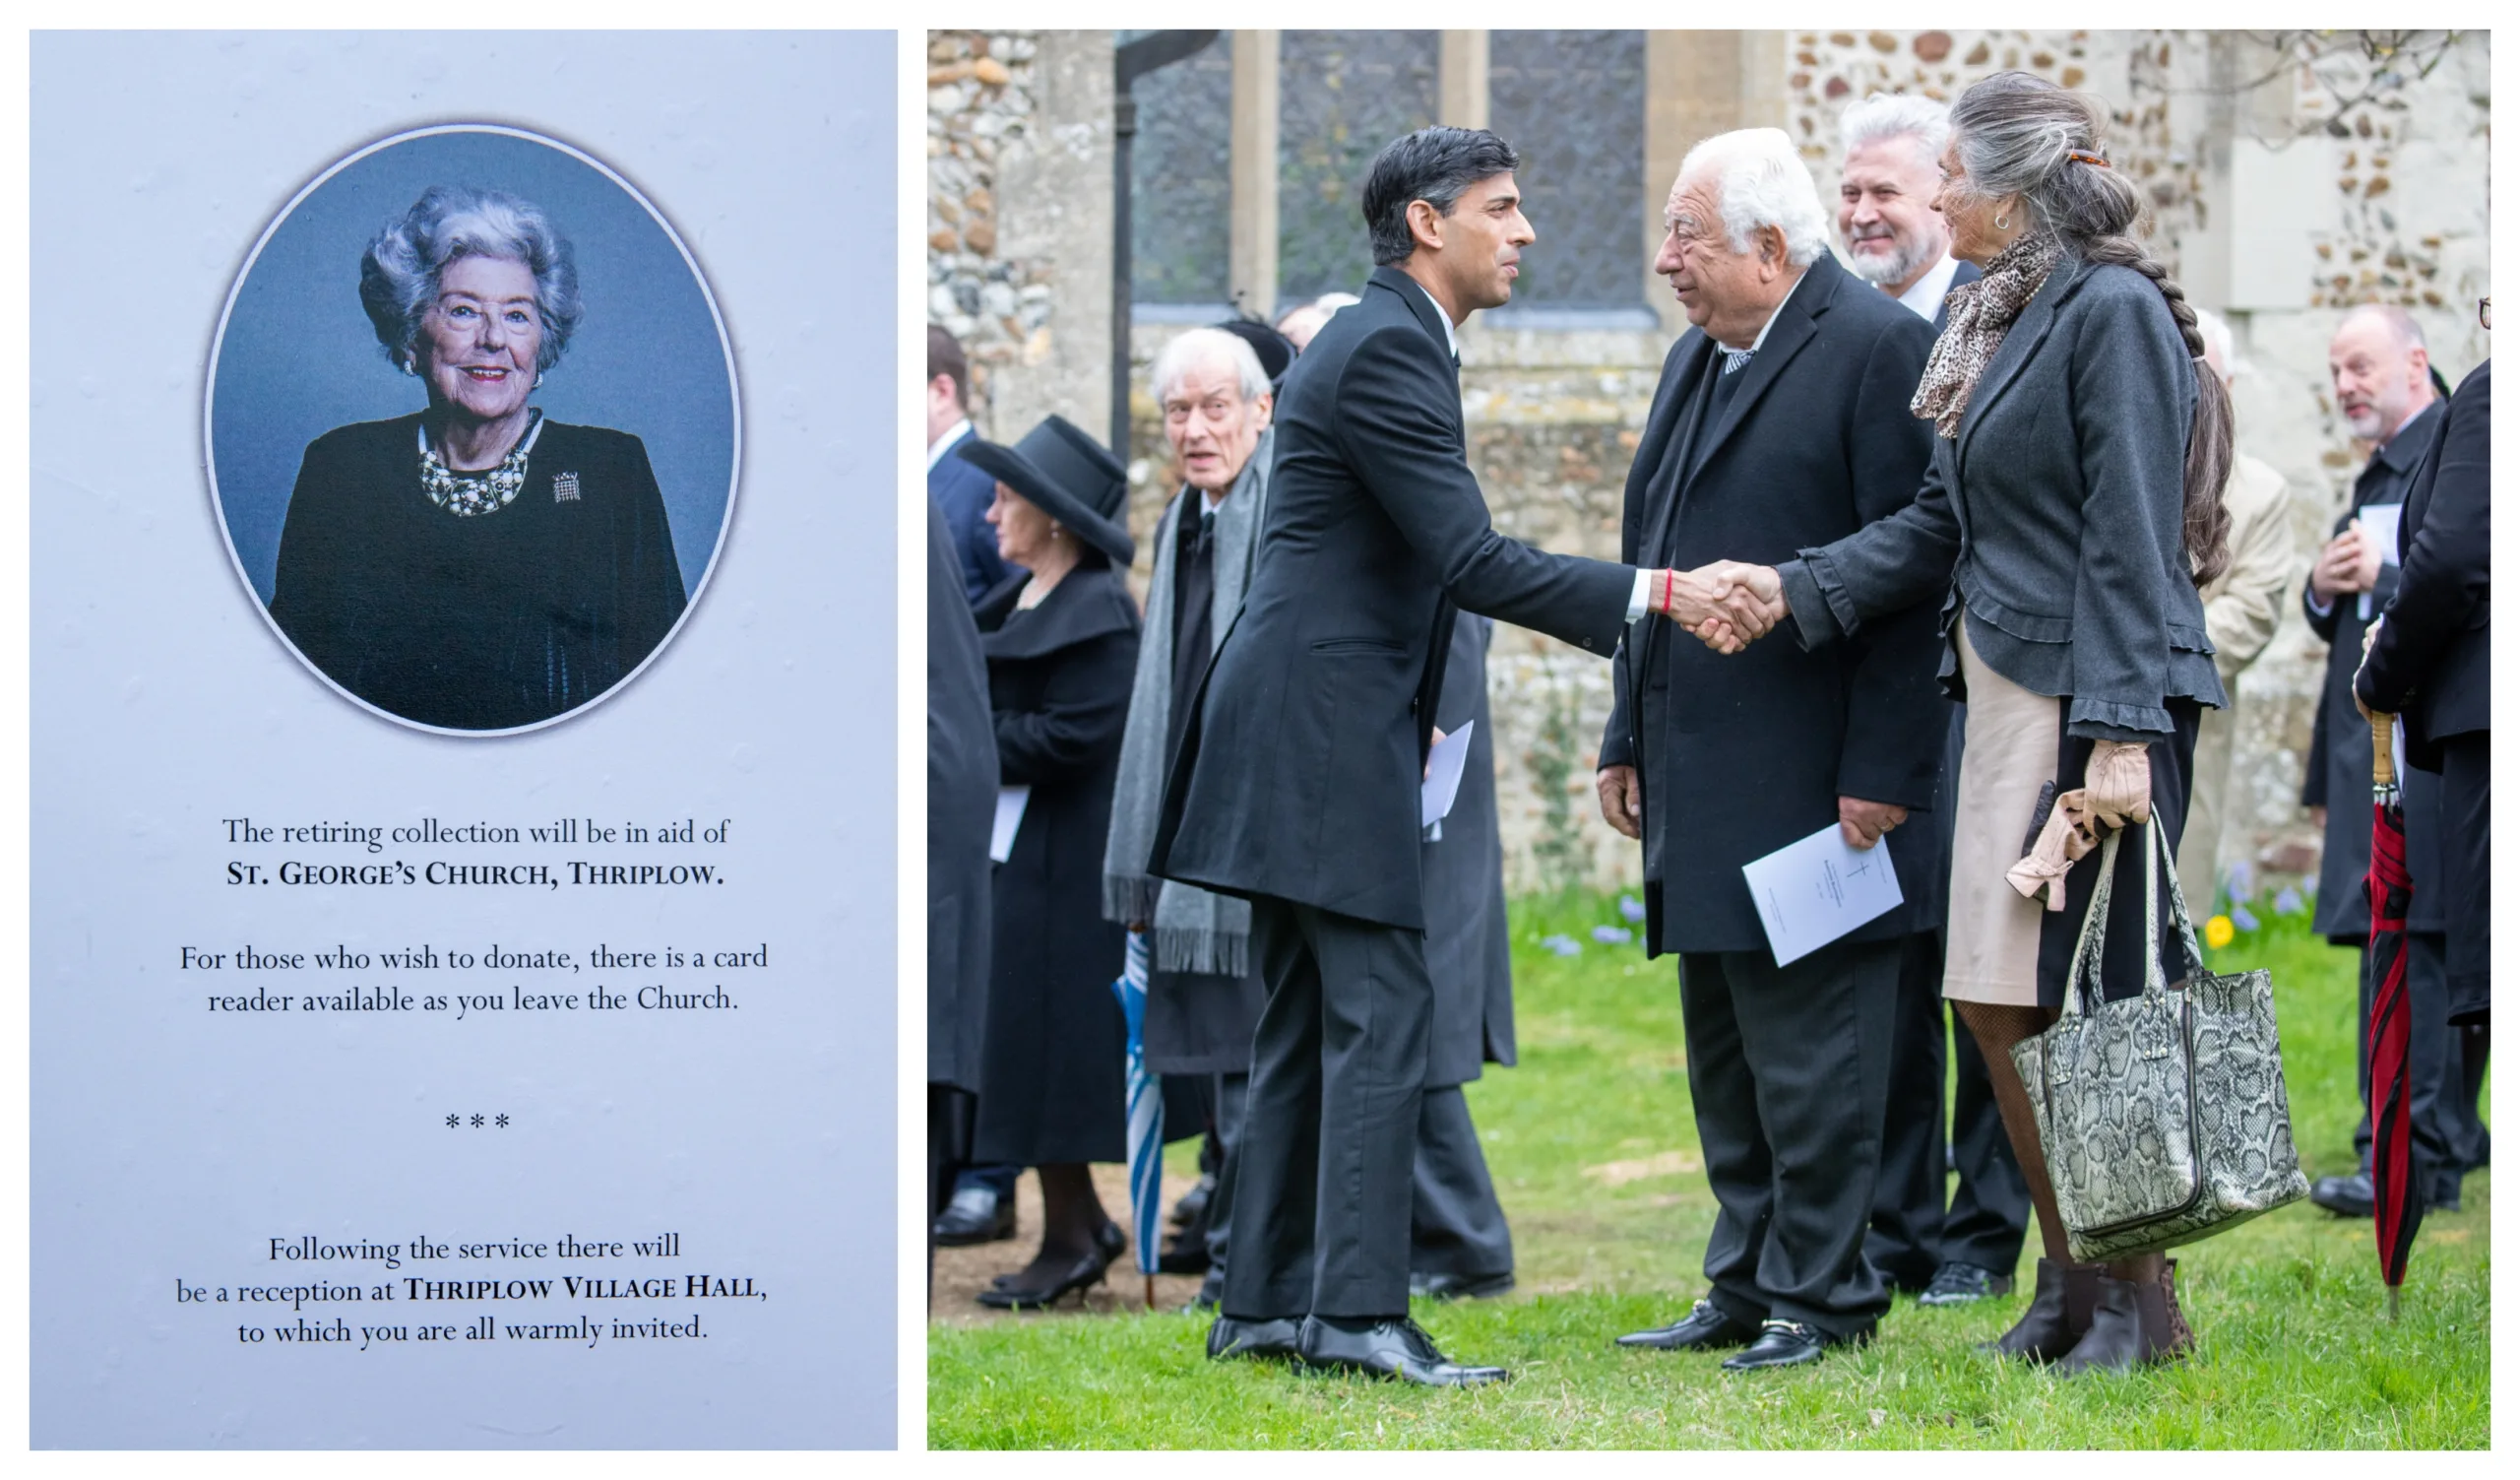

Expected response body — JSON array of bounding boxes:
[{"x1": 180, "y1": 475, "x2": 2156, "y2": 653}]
[{"x1": 1101, "y1": 429, "x2": 1273, "y2": 975}]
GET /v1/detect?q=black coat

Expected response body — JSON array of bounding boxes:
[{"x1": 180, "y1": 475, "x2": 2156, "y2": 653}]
[
  {"x1": 926, "y1": 504, "x2": 995, "y2": 1093},
  {"x1": 2303, "y1": 397, "x2": 2448, "y2": 939},
  {"x1": 269, "y1": 413, "x2": 688, "y2": 731},
  {"x1": 1153, "y1": 267, "x2": 1634, "y2": 929},
  {"x1": 2361, "y1": 360, "x2": 2490, "y2": 759},
  {"x1": 1422, "y1": 615, "x2": 1513, "y2": 1086},
  {"x1": 1601, "y1": 252, "x2": 1946, "y2": 956},
  {"x1": 970, "y1": 565, "x2": 1140, "y2": 1166}
]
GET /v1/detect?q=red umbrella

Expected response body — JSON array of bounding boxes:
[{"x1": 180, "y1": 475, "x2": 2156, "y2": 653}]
[{"x1": 2364, "y1": 715, "x2": 2424, "y2": 1319}]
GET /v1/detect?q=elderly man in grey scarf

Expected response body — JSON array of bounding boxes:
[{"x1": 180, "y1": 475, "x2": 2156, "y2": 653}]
[{"x1": 1103, "y1": 326, "x2": 1277, "y2": 1308}]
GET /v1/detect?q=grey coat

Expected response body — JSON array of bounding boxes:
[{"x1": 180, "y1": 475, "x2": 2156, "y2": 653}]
[
  {"x1": 925, "y1": 504, "x2": 995, "y2": 1091},
  {"x1": 1783, "y1": 255, "x2": 2228, "y2": 740},
  {"x1": 1421, "y1": 615, "x2": 1514, "y2": 1087}
]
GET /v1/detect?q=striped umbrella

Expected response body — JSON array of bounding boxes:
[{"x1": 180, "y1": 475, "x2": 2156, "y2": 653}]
[
  {"x1": 2365, "y1": 715, "x2": 2425, "y2": 1319},
  {"x1": 1110, "y1": 930, "x2": 1163, "y2": 1310}
]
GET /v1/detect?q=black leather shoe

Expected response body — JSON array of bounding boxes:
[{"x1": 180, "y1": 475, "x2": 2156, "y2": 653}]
[
  {"x1": 1168, "y1": 1174, "x2": 1215, "y2": 1231},
  {"x1": 1719, "y1": 1319, "x2": 1835, "y2": 1372},
  {"x1": 1296, "y1": 1316, "x2": 1508, "y2": 1386},
  {"x1": 2309, "y1": 1171, "x2": 2376, "y2": 1218},
  {"x1": 1206, "y1": 1313, "x2": 1301, "y2": 1362},
  {"x1": 1411, "y1": 1270, "x2": 1516, "y2": 1302},
  {"x1": 1614, "y1": 1298, "x2": 1756, "y2": 1351},
  {"x1": 1918, "y1": 1260, "x2": 2014, "y2": 1307},
  {"x1": 931, "y1": 1186, "x2": 1015, "y2": 1247},
  {"x1": 975, "y1": 1241, "x2": 1113, "y2": 1311},
  {"x1": 1181, "y1": 1267, "x2": 1226, "y2": 1315}
]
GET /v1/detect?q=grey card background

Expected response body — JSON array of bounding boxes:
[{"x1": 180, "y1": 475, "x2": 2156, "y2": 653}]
[
  {"x1": 32, "y1": 32, "x2": 894, "y2": 1448},
  {"x1": 211, "y1": 126, "x2": 737, "y2": 604}
]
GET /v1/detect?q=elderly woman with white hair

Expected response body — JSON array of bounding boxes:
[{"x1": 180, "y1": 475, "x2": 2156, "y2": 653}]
[{"x1": 269, "y1": 184, "x2": 686, "y2": 731}]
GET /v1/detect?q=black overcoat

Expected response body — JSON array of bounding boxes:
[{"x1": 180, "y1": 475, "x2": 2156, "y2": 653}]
[
  {"x1": 2361, "y1": 360, "x2": 2491, "y2": 751},
  {"x1": 269, "y1": 413, "x2": 687, "y2": 731},
  {"x1": 1600, "y1": 253, "x2": 1947, "y2": 956},
  {"x1": 970, "y1": 565, "x2": 1140, "y2": 1166},
  {"x1": 926, "y1": 504, "x2": 995, "y2": 1093},
  {"x1": 1153, "y1": 267, "x2": 1634, "y2": 929},
  {"x1": 2302, "y1": 397, "x2": 2447, "y2": 939},
  {"x1": 1422, "y1": 615, "x2": 1514, "y2": 1086}
]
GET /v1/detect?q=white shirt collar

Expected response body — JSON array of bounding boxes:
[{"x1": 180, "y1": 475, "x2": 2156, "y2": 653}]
[
  {"x1": 1199, "y1": 487, "x2": 1223, "y2": 516},
  {"x1": 1895, "y1": 255, "x2": 1963, "y2": 321},
  {"x1": 1727, "y1": 265, "x2": 1809, "y2": 354},
  {"x1": 1409, "y1": 279, "x2": 1461, "y2": 357},
  {"x1": 925, "y1": 418, "x2": 973, "y2": 473}
]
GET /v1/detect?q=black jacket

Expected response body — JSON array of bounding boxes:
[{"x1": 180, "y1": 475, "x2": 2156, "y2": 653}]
[
  {"x1": 269, "y1": 413, "x2": 688, "y2": 731},
  {"x1": 1600, "y1": 252, "x2": 1946, "y2": 955},
  {"x1": 970, "y1": 564, "x2": 1140, "y2": 1166},
  {"x1": 2361, "y1": 360, "x2": 2490, "y2": 762},
  {"x1": 1152, "y1": 266, "x2": 1634, "y2": 931},
  {"x1": 1783, "y1": 256, "x2": 2227, "y2": 741},
  {"x1": 926, "y1": 504, "x2": 996, "y2": 1092}
]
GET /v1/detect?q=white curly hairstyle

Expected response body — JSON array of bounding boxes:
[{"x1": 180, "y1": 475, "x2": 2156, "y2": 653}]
[{"x1": 358, "y1": 185, "x2": 583, "y2": 373}]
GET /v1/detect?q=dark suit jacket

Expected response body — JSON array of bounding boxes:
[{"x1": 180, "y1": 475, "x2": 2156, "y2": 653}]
[
  {"x1": 926, "y1": 503, "x2": 995, "y2": 1092},
  {"x1": 1934, "y1": 259, "x2": 1982, "y2": 331},
  {"x1": 1783, "y1": 255, "x2": 2227, "y2": 742},
  {"x1": 2361, "y1": 360, "x2": 2490, "y2": 763},
  {"x1": 1600, "y1": 252, "x2": 1946, "y2": 955},
  {"x1": 269, "y1": 413, "x2": 687, "y2": 732},
  {"x1": 1152, "y1": 266, "x2": 1634, "y2": 931},
  {"x1": 929, "y1": 424, "x2": 1010, "y2": 604}
]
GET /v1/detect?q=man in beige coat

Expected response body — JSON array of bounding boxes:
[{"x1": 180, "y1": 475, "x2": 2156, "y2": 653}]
[{"x1": 2178, "y1": 308, "x2": 2295, "y2": 906}]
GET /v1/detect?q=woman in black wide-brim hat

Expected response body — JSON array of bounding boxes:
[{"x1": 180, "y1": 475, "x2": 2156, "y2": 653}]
[{"x1": 955, "y1": 416, "x2": 1144, "y2": 1309}]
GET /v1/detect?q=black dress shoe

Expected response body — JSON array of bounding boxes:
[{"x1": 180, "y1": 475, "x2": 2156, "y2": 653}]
[
  {"x1": 1719, "y1": 1319, "x2": 1837, "y2": 1372},
  {"x1": 1411, "y1": 1270, "x2": 1516, "y2": 1302},
  {"x1": 1614, "y1": 1298, "x2": 1756, "y2": 1351},
  {"x1": 1181, "y1": 1267, "x2": 1226, "y2": 1315},
  {"x1": 1296, "y1": 1316, "x2": 1508, "y2": 1386},
  {"x1": 1918, "y1": 1260, "x2": 2014, "y2": 1307},
  {"x1": 931, "y1": 1186, "x2": 1015, "y2": 1247},
  {"x1": 2309, "y1": 1171, "x2": 2376, "y2": 1218},
  {"x1": 1206, "y1": 1313, "x2": 1301, "y2": 1362},
  {"x1": 1168, "y1": 1174, "x2": 1216, "y2": 1231},
  {"x1": 975, "y1": 1242, "x2": 1113, "y2": 1311}
]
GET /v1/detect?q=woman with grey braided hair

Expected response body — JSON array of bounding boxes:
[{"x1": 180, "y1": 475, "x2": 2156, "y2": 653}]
[
  {"x1": 1718, "y1": 70, "x2": 2234, "y2": 1372},
  {"x1": 269, "y1": 184, "x2": 686, "y2": 731}
]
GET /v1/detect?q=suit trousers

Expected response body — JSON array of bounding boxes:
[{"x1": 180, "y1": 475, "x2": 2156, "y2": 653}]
[
  {"x1": 1197, "y1": 1070, "x2": 1249, "y2": 1270},
  {"x1": 1682, "y1": 934, "x2": 1901, "y2": 1338},
  {"x1": 2351, "y1": 931, "x2": 2467, "y2": 1200},
  {"x1": 1866, "y1": 931, "x2": 2032, "y2": 1289},
  {"x1": 1410, "y1": 1083, "x2": 1514, "y2": 1279},
  {"x1": 2439, "y1": 733, "x2": 2490, "y2": 1022},
  {"x1": 1224, "y1": 895, "x2": 1431, "y2": 1319}
]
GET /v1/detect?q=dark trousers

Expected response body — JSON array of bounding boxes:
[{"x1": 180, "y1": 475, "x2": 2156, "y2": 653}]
[
  {"x1": 952, "y1": 1163, "x2": 1018, "y2": 1200},
  {"x1": 1411, "y1": 1083, "x2": 1514, "y2": 1279},
  {"x1": 2439, "y1": 733, "x2": 2490, "y2": 1022},
  {"x1": 1196, "y1": 1070, "x2": 1249, "y2": 1269},
  {"x1": 1224, "y1": 895, "x2": 1431, "y2": 1319},
  {"x1": 1681, "y1": 934, "x2": 1901, "y2": 1338},
  {"x1": 1866, "y1": 932, "x2": 2031, "y2": 1289},
  {"x1": 2351, "y1": 931, "x2": 2466, "y2": 1199}
]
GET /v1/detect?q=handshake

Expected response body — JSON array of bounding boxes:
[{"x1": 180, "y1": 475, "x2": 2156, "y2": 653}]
[{"x1": 1651, "y1": 562, "x2": 1787, "y2": 654}]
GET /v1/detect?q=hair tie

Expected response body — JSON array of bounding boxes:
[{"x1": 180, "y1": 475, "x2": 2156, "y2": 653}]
[{"x1": 2067, "y1": 150, "x2": 2110, "y2": 167}]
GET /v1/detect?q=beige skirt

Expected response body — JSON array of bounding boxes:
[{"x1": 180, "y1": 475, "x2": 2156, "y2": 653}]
[{"x1": 1943, "y1": 620, "x2": 2058, "y2": 1006}]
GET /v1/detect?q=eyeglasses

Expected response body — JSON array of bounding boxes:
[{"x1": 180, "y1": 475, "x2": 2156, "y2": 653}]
[{"x1": 2481, "y1": 297, "x2": 2493, "y2": 331}]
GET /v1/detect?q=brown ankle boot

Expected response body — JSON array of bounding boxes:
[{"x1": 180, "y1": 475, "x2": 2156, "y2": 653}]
[
  {"x1": 2054, "y1": 1268, "x2": 2187, "y2": 1376},
  {"x1": 1981, "y1": 1257, "x2": 2103, "y2": 1363}
]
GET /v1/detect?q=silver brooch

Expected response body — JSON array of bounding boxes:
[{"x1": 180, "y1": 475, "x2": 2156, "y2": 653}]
[{"x1": 553, "y1": 472, "x2": 581, "y2": 503}]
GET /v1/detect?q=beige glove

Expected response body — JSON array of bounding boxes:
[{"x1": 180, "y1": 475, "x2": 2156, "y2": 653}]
[
  {"x1": 2083, "y1": 740, "x2": 2153, "y2": 831},
  {"x1": 2006, "y1": 789, "x2": 2102, "y2": 912}
]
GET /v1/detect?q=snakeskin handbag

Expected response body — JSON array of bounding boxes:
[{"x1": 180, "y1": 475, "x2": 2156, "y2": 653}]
[{"x1": 2011, "y1": 821, "x2": 2309, "y2": 1261}]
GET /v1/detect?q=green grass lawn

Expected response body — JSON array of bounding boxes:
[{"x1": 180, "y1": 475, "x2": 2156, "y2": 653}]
[{"x1": 928, "y1": 890, "x2": 2489, "y2": 1448}]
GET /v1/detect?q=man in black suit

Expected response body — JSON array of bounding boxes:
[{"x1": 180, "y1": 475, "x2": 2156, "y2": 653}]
[
  {"x1": 2359, "y1": 350, "x2": 2490, "y2": 1040},
  {"x1": 1831, "y1": 93, "x2": 2029, "y2": 1309},
  {"x1": 2303, "y1": 305, "x2": 2476, "y2": 1215},
  {"x1": 1154, "y1": 126, "x2": 1732, "y2": 1386},
  {"x1": 1595, "y1": 127, "x2": 1944, "y2": 1372}
]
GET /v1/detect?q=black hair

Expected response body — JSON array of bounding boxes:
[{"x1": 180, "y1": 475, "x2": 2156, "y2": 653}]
[
  {"x1": 1360, "y1": 127, "x2": 1521, "y2": 268},
  {"x1": 926, "y1": 323, "x2": 970, "y2": 411}
]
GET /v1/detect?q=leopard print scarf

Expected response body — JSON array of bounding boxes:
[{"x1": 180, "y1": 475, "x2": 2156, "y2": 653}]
[{"x1": 1912, "y1": 231, "x2": 2063, "y2": 438}]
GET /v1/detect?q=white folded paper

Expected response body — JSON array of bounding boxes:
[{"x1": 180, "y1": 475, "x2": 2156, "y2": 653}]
[
  {"x1": 990, "y1": 785, "x2": 1031, "y2": 863},
  {"x1": 1420, "y1": 721, "x2": 1475, "y2": 830},
  {"x1": 2358, "y1": 501, "x2": 2403, "y2": 621},
  {"x1": 1740, "y1": 822, "x2": 1905, "y2": 967}
]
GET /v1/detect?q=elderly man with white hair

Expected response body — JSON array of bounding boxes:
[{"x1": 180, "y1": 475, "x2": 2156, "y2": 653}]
[
  {"x1": 1102, "y1": 325, "x2": 1278, "y2": 1307},
  {"x1": 1596, "y1": 128, "x2": 1946, "y2": 1370}
]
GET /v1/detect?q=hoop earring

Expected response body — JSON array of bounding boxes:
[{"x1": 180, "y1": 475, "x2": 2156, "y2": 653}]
[
  {"x1": 534, "y1": 371, "x2": 545, "y2": 390},
  {"x1": 1995, "y1": 210, "x2": 2012, "y2": 231}
]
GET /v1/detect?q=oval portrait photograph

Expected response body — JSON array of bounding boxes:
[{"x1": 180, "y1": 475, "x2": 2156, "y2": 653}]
[{"x1": 207, "y1": 124, "x2": 738, "y2": 735}]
